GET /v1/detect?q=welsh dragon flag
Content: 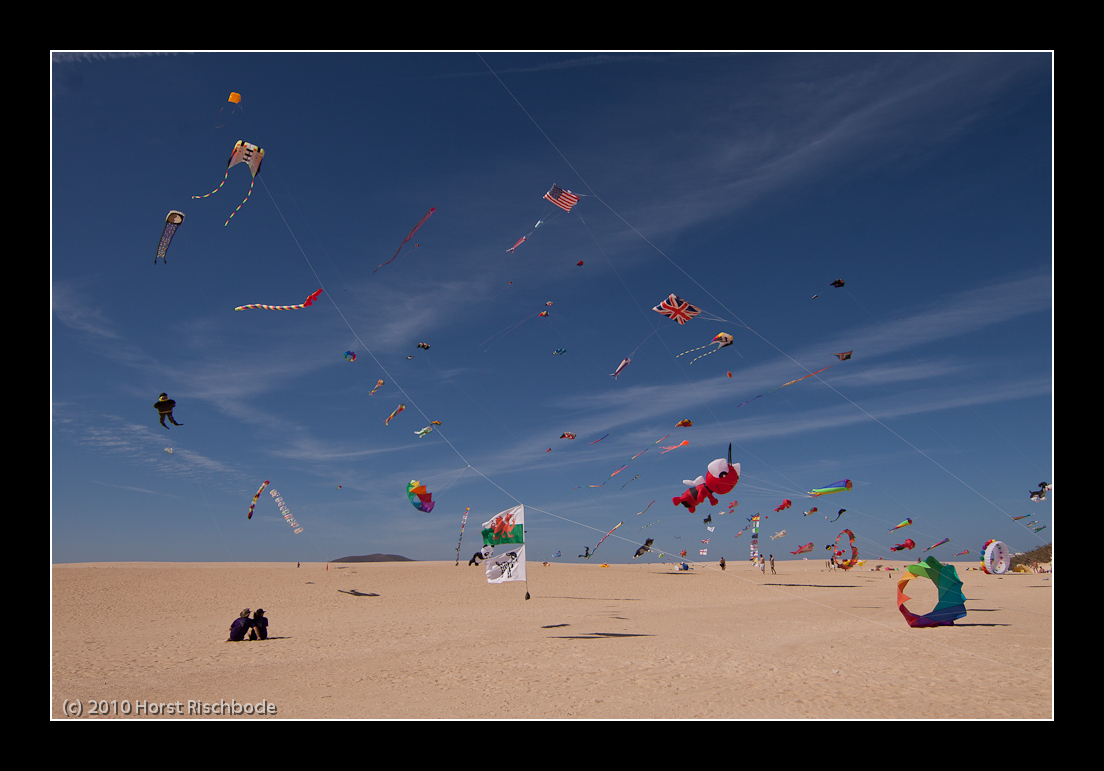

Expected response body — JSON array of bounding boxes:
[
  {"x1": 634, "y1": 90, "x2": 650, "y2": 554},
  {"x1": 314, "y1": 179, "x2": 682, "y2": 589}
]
[{"x1": 481, "y1": 505, "x2": 526, "y2": 583}]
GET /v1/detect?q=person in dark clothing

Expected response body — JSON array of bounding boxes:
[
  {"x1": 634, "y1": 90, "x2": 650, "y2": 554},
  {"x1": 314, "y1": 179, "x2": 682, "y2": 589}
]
[
  {"x1": 248, "y1": 609, "x2": 269, "y2": 640},
  {"x1": 155, "y1": 393, "x2": 183, "y2": 428},
  {"x1": 227, "y1": 609, "x2": 253, "y2": 642}
]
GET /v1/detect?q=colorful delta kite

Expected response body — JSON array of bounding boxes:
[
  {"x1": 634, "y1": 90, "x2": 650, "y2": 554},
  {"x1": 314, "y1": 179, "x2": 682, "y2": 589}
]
[
  {"x1": 653, "y1": 294, "x2": 702, "y2": 325},
  {"x1": 155, "y1": 211, "x2": 184, "y2": 264},
  {"x1": 374, "y1": 208, "x2": 436, "y2": 274},
  {"x1": 248, "y1": 480, "x2": 270, "y2": 520},
  {"x1": 481, "y1": 505, "x2": 526, "y2": 584},
  {"x1": 774, "y1": 499, "x2": 792, "y2": 513},
  {"x1": 923, "y1": 537, "x2": 950, "y2": 552},
  {"x1": 676, "y1": 332, "x2": 735, "y2": 364},
  {"x1": 809, "y1": 479, "x2": 852, "y2": 497},
  {"x1": 384, "y1": 404, "x2": 406, "y2": 425},
  {"x1": 407, "y1": 480, "x2": 435, "y2": 513},
  {"x1": 889, "y1": 518, "x2": 913, "y2": 532},
  {"x1": 610, "y1": 357, "x2": 631, "y2": 379},
  {"x1": 981, "y1": 540, "x2": 1011, "y2": 574},
  {"x1": 192, "y1": 140, "x2": 264, "y2": 225},
  {"x1": 790, "y1": 542, "x2": 814, "y2": 555},
  {"x1": 896, "y1": 556, "x2": 967, "y2": 628},
  {"x1": 344, "y1": 351, "x2": 357, "y2": 362},
  {"x1": 832, "y1": 529, "x2": 859, "y2": 570},
  {"x1": 891, "y1": 539, "x2": 916, "y2": 552},
  {"x1": 672, "y1": 444, "x2": 741, "y2": 513},
  {"x1": 544, "y1": 184, "x2": 580, "y2": 212},
  {"x1": 268, "y1": 487, "x2": 304, "y2": 534},
  {"x1": 235, "y1": 289, "x2": 323, "y2": 311},
  {"x1": 834, "y1": 351, "x2": 853, "y2": 361}
]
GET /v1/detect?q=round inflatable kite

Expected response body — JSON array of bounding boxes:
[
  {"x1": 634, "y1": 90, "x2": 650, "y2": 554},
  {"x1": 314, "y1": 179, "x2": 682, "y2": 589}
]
[
  {"x1": 407, "y1": 480, "x2": 435, "y2": 513},
  {"x1": 981, "y1": 539, "x2": 1011, "y2": 574},
  {"x1": 896, "y1": 556, "x2": 967, "y2": 627}
]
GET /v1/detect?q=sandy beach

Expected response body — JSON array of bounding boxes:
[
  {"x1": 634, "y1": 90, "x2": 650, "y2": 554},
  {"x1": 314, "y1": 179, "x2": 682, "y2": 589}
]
[{"x1": 51, "y1": 559, "x2": 1052, "y2": 719}]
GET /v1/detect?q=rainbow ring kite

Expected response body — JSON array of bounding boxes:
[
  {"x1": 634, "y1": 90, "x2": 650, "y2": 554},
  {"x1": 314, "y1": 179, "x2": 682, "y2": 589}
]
[{"x1": 896, "y1": 556, "x2": 967, "y2": 627}]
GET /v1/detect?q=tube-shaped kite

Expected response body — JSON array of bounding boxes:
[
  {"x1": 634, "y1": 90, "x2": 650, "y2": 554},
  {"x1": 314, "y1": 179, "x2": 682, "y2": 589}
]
[
  {"x1": 808, "y1": 479, "x2": 852, "y2": 497},
  {"x1": 384, "y1": 404, "x2": 406, "y2": 426},
  {"x1": 888, "y1": 518, "x2": 913, "y2": 532},
  {"x1": 155, "y1": 211, "x2": 185, "y2": 264}
]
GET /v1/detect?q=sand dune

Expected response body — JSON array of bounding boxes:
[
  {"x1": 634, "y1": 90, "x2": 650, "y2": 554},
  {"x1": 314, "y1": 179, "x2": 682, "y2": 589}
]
[{"x1": 51, "y1": 559, "x2": 1052, "y2": 719}]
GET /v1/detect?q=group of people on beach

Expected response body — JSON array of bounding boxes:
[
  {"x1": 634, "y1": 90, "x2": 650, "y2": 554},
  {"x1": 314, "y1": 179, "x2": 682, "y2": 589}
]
[{"x1": 226, "y1": 608, "x2": 269, "y2": 641}]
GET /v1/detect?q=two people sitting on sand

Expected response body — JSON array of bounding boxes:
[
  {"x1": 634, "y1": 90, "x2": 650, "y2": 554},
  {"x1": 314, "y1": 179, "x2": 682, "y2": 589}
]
[{"x1": 227, "y1": 608, "x2": 268, "y2": 641}]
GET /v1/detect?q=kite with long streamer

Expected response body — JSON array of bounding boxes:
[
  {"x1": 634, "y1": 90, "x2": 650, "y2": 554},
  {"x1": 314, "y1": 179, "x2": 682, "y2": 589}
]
[
  {"x1": 235, "y1": 289, "x2": 322, "y2": 311},
  {"x1": 192, "y1": 140, "x2": 264, "y2": 225},
  {"x1": 733, "y1": 358, "x2": 846, "y2": 412},
  {"x1": 454, "y1": 507, "x2": 470, "y2": 566},
  {"x1": 248, "y1": 480, "x2": 270, "y2": 520},
  {"x1": 374, "y1": 208, "x2": 436, "y2": 273},
  {"x1": 587, "y1": 521, "x2": 623, "y2": 559},
  {"x1": 676, "y1": 332, "x2": 734, "y2": 364}
]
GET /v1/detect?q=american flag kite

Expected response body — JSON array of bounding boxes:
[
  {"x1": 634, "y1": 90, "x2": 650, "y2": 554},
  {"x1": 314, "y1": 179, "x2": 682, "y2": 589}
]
[
  {"x1": 652, "y1": 294, "x2": 702, "y2": 325},
  {"x1": 543, "y1": 184, "x2": 580, "y2": 212}
]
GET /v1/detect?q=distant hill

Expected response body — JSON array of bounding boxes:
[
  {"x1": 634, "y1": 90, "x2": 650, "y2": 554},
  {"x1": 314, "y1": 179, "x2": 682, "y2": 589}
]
[{"x1": 331, "y1": 554, "x2": 414, "y2": 563}]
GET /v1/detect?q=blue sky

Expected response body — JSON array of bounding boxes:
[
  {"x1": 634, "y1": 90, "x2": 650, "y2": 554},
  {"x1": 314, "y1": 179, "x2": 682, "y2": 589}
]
[{"x1": 51, "y1": 52, "x2": 1052, "y2": 565}]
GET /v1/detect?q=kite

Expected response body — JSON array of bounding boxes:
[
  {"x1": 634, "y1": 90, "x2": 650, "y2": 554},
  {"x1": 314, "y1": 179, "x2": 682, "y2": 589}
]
[
  {"x1": 1029, "y1": 482, "x2": 1052, "y2": 502},
  {"x1": 653, "y1": 294, "x2": 702, "y2": 325},
  {"x1": 790, "y1": 542, "x2": 814, "y2": 555},
  {"x1": 154, "y1": 211, "x2": 185, "y2": 264},
  {"x1": 384, "y1": 404, "x2": 406, "y2": 425},
  {"x1": 235, "y1": 288, "x2": 323, "y2": 311},
  {"x1": 589, "y1": 434, "x2": 609, "y2": 444},
  {"x1": 676, "y1": 332, "x2": 735, "y2": 364},
  {"x1": 891, "y1": 539, "x2": 916, "y2": 552},
  {"x1": 732, "y1": 358, "x2": 847, "y2": 412},
  {"x1": 248, "y1": 480, "x2": 270, "y2": 520},
  {"x1": 634, "y1": 538, "x2": 655, "y2": 559},
  {"x1": 588, "y1": 521, "x2": 623, "y2": 559},
  {"x1": 923, "y1": 537, "x2": 950, "y2": 552},
  {"x1": 610, "y1": 357, "x2": 631, "y2": 379},
  {"x1": 1032, "y1": 526, "x2": 1047, "y2": 533},
  {"x1": 834, "y1": 351, "x2": 853, "y2": 361},
  {"x1": 560, "y1": 432, "x2": 576, "y2": 440},
  {"x1": 163, "y1": 448, "x2": 174, "y2": 454},
  {"x1": 833, "y1": 529, "x2": 859, "y2": 570},
  {"x1": 407, "y1": 480, "x2": 435, "y2": 513},
  {"x1": 981, "y1": 540, "x2": 1011, "y2": 574},
  {"x1": 369, "y1": 379, "x2": 385, "y2": 396},
  {"x1": 1011, "y1": 515, "x2": 1029, "y2": 520},
  {"x1": 554, "y1": 349, "x2": 567, "y2": 355},
  {"x1": 544, "y1": 184, "x2": 580, "y2": 212},
  {"x1": 828, "y1": 509, "x2": 847, "y2": 523},
  {"x1": 809, "y1": 479, "x2": 852, "y2": 497},
  {"x1": 417, "y1": 343, "x2": 431, "y2": 350},
  {"x1": 374, "y1": 208, "x2": 436, "y2": 274},
  {"x1": 953, "y1": 549, "x2": 970, "y2": 556},
  {"x1": 803, "y1": 507, "x2": 818, "y2": 517},
  {"x1": 344, "y1": 351, "x2": 357, "y2": 362},
  {"x1": 831, "y1": 279, "x2": 845, "y2": 287},
  {"x1": 620, "y1": 475, "x2": 641, "y2": 490},
  {"x1": 506, "y1": 236, "x2": 527, "y2": 253},
  {"x1": 576, "y1": 260, "x2": 584, "y2": 266},
  {"x1": 192, "y1": 140, "x2": 264, "y2": 225},
  {"x1": 268, "y1": 487, "x2": 304, "y2": 534},
  {"x1": 154, "y1": 393, "x2": 183, "y2": 428},
  {"x1": 214, "y1": 92, "x2": 242, "y2": 127},
  {"x1": 661, "y1": 440, "x2": 690, "y2": 454},
  {"x1": 453, "y1": 507, "x2": 471, "y2": 566},
  {"x1": 673, "y1": 444, "x2": 741, "y2": 513},
  {"x1": 538, "y1": 311, "x2": 549, "y2": 317},
  {"x1": 576, "y1": 435, "x2": 668, "y2": 489},
  {"x1": 889, "y1": 518, "x2": 913, "y2": 532},
  {"x1": 771, "y1": 530, "x2": 787, "y2": 540},
  {"x1": 896, "y1": 556, "x2": 967, "y2": 627},
  {"x1": 774, "y1": 499, "x2": 792, "y2": 513},
  {"x1": 415, "y1": 426, "x2": 433, "y2": 438},
  {"x1": 676, "y1": 419, "x2": 693, "y2": 427}
]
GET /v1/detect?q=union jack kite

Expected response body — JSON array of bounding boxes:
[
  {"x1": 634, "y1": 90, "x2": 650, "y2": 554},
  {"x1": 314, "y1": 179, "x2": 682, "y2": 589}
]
[{"x1": 652, "y1": 294, "x2": 702, "y2": 325}]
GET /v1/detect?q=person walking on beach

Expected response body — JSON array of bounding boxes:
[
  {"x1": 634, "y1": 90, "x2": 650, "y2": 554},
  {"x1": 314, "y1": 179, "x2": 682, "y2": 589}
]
[
  {"x1": 248, "y1": 609, "x2": 269, "y2": 640},
  {"x1": 154, "y1": 393, "x2": 183, "y2": 428},
  {"x1": 759, "y1": 555, "x2": 766, "y2": 575},
  {"x1": 227, "y1": 609, "x2": 253, "y2": 642},
  {"x1": 769, "y1": 554, "x2": 776, "y2": 574},
  {"x1": 719, "y1": 557, "x2": 726, "y2": 571}
]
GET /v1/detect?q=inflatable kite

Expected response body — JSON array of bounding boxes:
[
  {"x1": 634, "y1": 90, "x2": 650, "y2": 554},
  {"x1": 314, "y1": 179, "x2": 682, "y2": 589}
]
[
  {"x1": 344, "y1": 351, "x2": 357, "y2": 362},
  {"x1": 192, "y1": 140, "x2": 264, "y2": 225},
  {"x1": 891, "y1": 539, "x2": 916, "y2": 551},
  {"x1": 809, "y1": 479, "x2": 852, "y2": 497},
  {"x1": 369, "y1": 379, "x2": 385, "y2": 396},
  {"x1": 888, "y1": 518, "x2": 913, "y2": 532},
  {"x1": 154, "y1": 211, "x2": 185, "y2": 264},
  {"x1": 248, "y1": 480, "x2": 270, "y2": 520},
  {"x1": 981, "y1": 539, "x2": 1011, "y2": 574},
  {"x1": 417, "y1": 343, "x2": 430, "y2": 350},
  {"x1": 923, "y1": 537, "x2": 950, "y2": 552},
  {"x1": 610, "y1": 357, "x2": 631, "y2": 379},
  {"x1": 384, "y1": 404, "x2": 406, "y2": 425},
  {"x1": 653, "y1": 294, "x2": 702, "y2": 325},
  {"x1": 235, "y1": 289, "x2": 323, "y2": 311},
  {"x1": 774, "y1": 499, "x2": 792, "y2": 512},
  {"x1": 803, "y1": 507, "x2": 818, "y2": 517},
  {"x1": 896, "y1": 556, "x2": 967, "y2": 627},
  {"x1": 829, "y1": 508, "x2": 847, "y2": 523},
  {"x1": 676, "y1": 419, "x2": 693, "y2": 427},
  {"x1": 560, "y1": 432, "x2": 576, "y2": 439},
  {"x1": 672, "y1": 444, "x2": 740, "y2": 513},
  {"x1": 790, "y1": 542, "x2": 814, "y2": 555},
  {"x1": 832, "y1": 529, "x2": 859, "y2": 570},
  {"x1": 1029, "y1": 482, "x2": 1052, "y2": 502},
  {"x1": 661, "y1": 440, "x2": 690, "y2": 453},
  {"x1": 633, "y1": 538, "x2": 655, "y2": 559},
  {"x1": 163, "y1": 448, "x2": 174, "y2": 455},
  {"x1": 771, "y1": 530, "x2": 786, "y2": 540},
  {"x1": 374, "y1": 208, "x2": 436, "y2": 274},
  {"x1": 407, "y1": 480, "x2": 435, "y2": 513},
  {"x1": 544, "y1": 184, "x2": 580, "y2": 212}
]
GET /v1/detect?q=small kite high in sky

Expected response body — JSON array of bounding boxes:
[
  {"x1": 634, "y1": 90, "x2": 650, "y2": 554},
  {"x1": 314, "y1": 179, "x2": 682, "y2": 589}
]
[
  {"x1": 610, "y1": 357, "x2": 631, "y2": 379},
  {"x1": 155, "y1": 211, "x2": 184, "y2": 264},
  {"x1": 344, "y1": 351, "x2": 357, "y2": 362},
  {"x1": 384, "y1": 404, "x2": 406, "y2": 425},
  {"x1": 544, "y1": 184, "x2": 580, "y2": 212},
  {"x1": 192, "y1": 140, "x2": 264, "y2": 225},
  {"x1": 834, "y1": 350, "x2": 853, "y2": 361},
  {"x1": 560, "y1": 432, "x2": 576, "y2": 439},
  {"x1": 374, "y1": 208, "x2": 436, "y2": 274},
  {"x1": 235, "y1": 289, "x2": 323, "y2": 311},
  {"x1": 661, "y1": 440, "x2": 689, "y2": 454},
  {"x1": 771, "y1": 530, "x2": 786, "y2": 540},
  {"x1": 653, "y1": 294, "x2": 702, "y2": 325},
  {"x1": 369, "y1": 379, "x2": 385, "y2": 396},
  {"x1": 896, "y1": 556, "x2": 967, "y2": 628},
  {"x1": 831, "y1": 279, "x2": 845, "y2": 287}
]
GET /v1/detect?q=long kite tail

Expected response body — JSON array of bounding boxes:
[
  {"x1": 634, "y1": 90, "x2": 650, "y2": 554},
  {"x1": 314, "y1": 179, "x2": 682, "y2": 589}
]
[
  {"x1": 224, "y1": 175, "x2": 257, "y2": 226},
  {"x1": 373, "y1": 208, "x2": 436, "y2": 274},
  {"x1": 192, "y1": 170, "x2": 230, "y2": 199}
]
